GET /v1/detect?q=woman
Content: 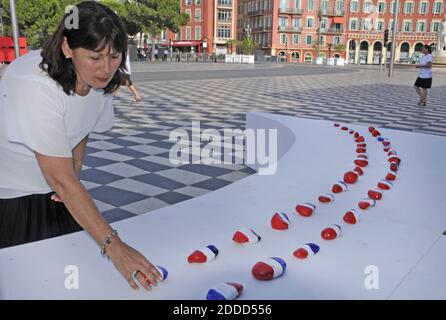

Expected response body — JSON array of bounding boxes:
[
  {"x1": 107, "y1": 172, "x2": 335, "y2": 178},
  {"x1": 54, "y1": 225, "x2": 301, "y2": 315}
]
[
  {"x1": 414, "y1": 45, "x2": 433, "y2": 106},
  {"x1": 121, "y1": 53, "x2": 142, "y2": 102},
  {"x1": 0, "y1": 2, "x2": 161, "y2": 290}
]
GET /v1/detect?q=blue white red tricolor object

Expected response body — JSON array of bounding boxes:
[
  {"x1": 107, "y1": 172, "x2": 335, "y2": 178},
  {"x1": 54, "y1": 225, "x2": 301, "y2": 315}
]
[
  {"x1": 321, "y1": 224, "x2": 342, "y2": 240},
  {"x1": 293, "y1": 243, "x2": 320, "y2": 259},
  {"x1": 358, "y1": 198, "x2": 376, "y2": 210},
  {"x1": 271, "y1": 212, "x2": 291, "y2": 230},
  {"x1": 332, "y1": 181, "x2": 348, "y2": 193},
  {"x1": 368, "y1": 188, "x2": 383, "y2": 200},
  {"x1": 251, "y1": 257, "x2": 286, "y2": 280},
  {"x1": 188, "y1": 245, "x2": 219, "y2": 263},
  {"x1": 378, "y1": 179, "x2": 393, "y2": 190},
  {"x1": 233, "y1": 228, "x2": 261, "y2": 244},
  {"x1": 295, "y1": 202, "x2": 316, "y2": 217},
  {"x1": 318, "y1": 193, "x2": 334, "y2": 203},
  {"x1": 343, "y1": 209, "x2": 359, "y2": 224},
  {"x1": 156, "y1": 266, "x2": 168, "y2": 281},
  {"x1": 206, "y1": 282, "x2": 243, "y2": 300}
]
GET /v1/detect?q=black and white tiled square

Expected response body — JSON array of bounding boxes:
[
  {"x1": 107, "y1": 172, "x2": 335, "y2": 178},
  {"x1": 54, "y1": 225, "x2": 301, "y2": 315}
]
[{"x1": 82, "y1": 64, "x2": 446, "y2": 223}]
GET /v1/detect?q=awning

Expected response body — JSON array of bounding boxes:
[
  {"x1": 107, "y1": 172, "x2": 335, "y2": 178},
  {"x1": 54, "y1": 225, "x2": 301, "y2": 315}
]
[
  {"x1": 333, "y1": 17, "x2": 344, "y2": 24},
  {"x1": 171, "y1": 41, "x2": 203, "y2": 46}
]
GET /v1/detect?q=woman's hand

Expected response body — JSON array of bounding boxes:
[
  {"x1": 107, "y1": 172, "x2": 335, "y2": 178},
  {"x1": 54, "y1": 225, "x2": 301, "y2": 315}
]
[
  {"x1": 106, "y1": 238, "x2": 163, "y2": 290},
  {"x1": 51, "y1": 193, "x2": 63, "y2": 202}
]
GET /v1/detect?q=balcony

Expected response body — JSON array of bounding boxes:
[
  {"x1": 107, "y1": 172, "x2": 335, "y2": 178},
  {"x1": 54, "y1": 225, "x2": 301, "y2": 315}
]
[
  {"x1": 319, "y1": 9, "x2": 329, "y2": 16},
  {"x1": 278, "y1": 26, "x2": 303, "y2": 33},
  {"x1": 218, "y1": 19, "x2": 232, "y2": 24},
  {"x1": 217, "y1": 1, "x2": 232, "y2": 9},
  {"x1": 248, "y1": 9, "x2": 264, "y2": 16},
  {"x1": 278, "y1": 8, "x2": 303, "y2": 15},
  {"x1": 319, "y1": 27, "x2": 344, "y2": 34},
  {"x1": 330, "y1": 10, "x2": 345, "y2": 16},
  {"x1": 319, "y1": 9, "x2": 345, "y2": 16}
]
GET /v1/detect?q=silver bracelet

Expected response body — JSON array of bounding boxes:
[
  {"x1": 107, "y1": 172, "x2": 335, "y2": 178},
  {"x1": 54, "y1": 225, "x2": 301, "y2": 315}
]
[{"x1": 100, "y1": 229, "x2": 118, "y2": 257}]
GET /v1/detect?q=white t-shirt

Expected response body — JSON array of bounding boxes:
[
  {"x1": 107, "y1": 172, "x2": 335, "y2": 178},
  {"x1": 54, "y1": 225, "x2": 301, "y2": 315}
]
[
  {"x1": 0, "y1": 50, "x2": 114, "y2": 199},
  {"x1": 418, "y1": 54, "x2": 433, "y2": 79}
]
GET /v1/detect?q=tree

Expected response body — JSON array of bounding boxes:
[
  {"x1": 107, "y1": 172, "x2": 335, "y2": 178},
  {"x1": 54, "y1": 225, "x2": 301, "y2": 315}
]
[
  {"x1": 334, "y1": 43, "x2": 346, "y2": 52},
  {"x1": 225, "y1": 39, "x2": 238, "y2": 54},
  {"x1": 132, "y1": 0, "x2": 189, "y2": 61},
  {"x1": 0, "y1": 0, "x2": 82, "y2": 48},
  {"x1": 237, "y1": 38, "x2": 258, "y2": 55},
  {"x1": 312, "y1": 39, "x2": 323, "y2": 57}
]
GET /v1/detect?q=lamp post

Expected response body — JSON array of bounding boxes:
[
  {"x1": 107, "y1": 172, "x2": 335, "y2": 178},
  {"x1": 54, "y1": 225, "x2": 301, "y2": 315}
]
[
  {"x1": 0, "y1": 8, "x2": 4, "y2": 38},
  {"x1": 285, "y1": 37, "x2": 288, "y2": 62},
  {"x1": 388, "y1": 0, "x2": 399, "y2": 77},
  {"x1": 9, "y1": 0, "x2": 20, "y2": 59},
  {"x1": 245, "y1": 24, "x2": 252, "y2": 39}
]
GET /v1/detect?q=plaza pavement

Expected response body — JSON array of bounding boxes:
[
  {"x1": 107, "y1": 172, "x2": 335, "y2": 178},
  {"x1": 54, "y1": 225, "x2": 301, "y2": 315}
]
[{"x1": 3, "y1": 61, "x2": 446, "y2": 222}]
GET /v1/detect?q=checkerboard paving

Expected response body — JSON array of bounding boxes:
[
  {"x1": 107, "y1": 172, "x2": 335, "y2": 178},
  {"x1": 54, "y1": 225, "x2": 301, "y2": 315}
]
[{"x1": 81, "y1": 64, "x2": 446, "y2": 222}]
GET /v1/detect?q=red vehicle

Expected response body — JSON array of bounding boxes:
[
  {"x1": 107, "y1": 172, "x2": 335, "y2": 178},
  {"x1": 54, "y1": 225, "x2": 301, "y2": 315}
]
[{"x1": 0, "y1": 36, "x2": 28, "y2": 63}]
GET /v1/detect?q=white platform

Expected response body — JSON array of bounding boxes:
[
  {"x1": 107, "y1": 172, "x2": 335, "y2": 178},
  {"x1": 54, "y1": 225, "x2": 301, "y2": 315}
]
[{"x1": 1, "y1": 112, "x2": 446, "y2": 299}]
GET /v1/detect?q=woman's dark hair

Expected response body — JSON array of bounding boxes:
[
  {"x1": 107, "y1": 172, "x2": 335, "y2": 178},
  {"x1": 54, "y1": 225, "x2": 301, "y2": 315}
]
[
  {"x1": 40, "y1": 1, "x2": 127, "y2": 95},
  {"x1": 423, "y1": 44, "x2": 432, "y2": 54}
]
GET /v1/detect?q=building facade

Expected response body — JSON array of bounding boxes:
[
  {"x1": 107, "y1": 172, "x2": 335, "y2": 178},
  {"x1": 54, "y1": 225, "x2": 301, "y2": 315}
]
[
  {"x1": 166, "y1": 0, "x2": 238, "y2": 55},
  {"x1": 236, "y1": 0, "x2": 444, "y2": 63}
]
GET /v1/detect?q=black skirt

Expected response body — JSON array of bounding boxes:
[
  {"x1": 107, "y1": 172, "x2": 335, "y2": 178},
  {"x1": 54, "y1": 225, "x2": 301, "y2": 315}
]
[
  {"x1": 0, "y1": 192, "x2": 83, "y2": 249},
  {"x1": 414, "y1": 77, "x2": 432, "y2": 89}
]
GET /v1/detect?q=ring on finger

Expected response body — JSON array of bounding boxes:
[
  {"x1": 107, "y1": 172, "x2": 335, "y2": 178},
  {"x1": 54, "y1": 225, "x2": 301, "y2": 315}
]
[{"x1": 131, "y1": 270, "x2": 140, "y2": 279}]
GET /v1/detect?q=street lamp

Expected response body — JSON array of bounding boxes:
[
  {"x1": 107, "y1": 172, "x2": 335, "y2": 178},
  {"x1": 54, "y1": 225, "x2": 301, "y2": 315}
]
[
  {"x1": 0, "y1": 8, "x2": 4, "y2": 38},
  {"x1": 245, "y1": 24, "x2": 252, "y2": 39}
]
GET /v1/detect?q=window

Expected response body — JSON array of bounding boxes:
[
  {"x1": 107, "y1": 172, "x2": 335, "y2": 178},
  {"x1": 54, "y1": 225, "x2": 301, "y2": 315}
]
[
  {"x1": 349, "y1": 19, "x2": 358, "y2": 30},
  {"x1": 305, "y1": 35, "x2": 312, "y2": 45},
  {"x1": 186, "y1": 9, "x2": 191, "y2": 19},
  {"x1": 321, "y1": 1, "x2": 329, "y2": 11},
  {"x1": 175, "y1": 30, "x2": 180, "y2": 40},
  {"x1": 280, "y1": 17, "x2": 288, "y2": 28},
  {"x1": 218, "y1": 0, "x2": 232, "y2": 5},
  {"x1": 390, "y1": 1, "x2": 395, "y2": 14},
  {"x1": 416, "y1": 21, "x2": 426, "y2": 32},
  {"x1": 280, "y1": 33, "x2": 288, "y2": 44},
  {"x1": 195, "y1": 27, "x2": 201, "y2": 40},
  {"x1": 186, "y1": 27, "x2": 191, "y2": 40},
  {"x1": 433, "y1": 2, "x2": 443, "y2": 14},
  {"x1": 403, "y1": 21, "x2": 412, "y2": 32},
  {"x1": 307, "y1": 0, "x2": 314, "y2": 11},
  {"x1": 218, "y1": 9, "x2": 231, "y2": 21},
  {"x1": 293, "y1": 18, "x2": 301, "y2": 29},
  {"x1": 185, "y1": 0, "x2": 192, "y2": 5},
  {"x1": 305, "y1": 53, "x2": 312, "y2": 62},
  {"x1": 320, "y1": 18, "x2": 327, "y2": 29},
  {"x1": 319, "y1": 35, "x2": 325, "y2": 45},
  {"x1": 377, "y1": 20, "x2": 384, "y2": 31},
  {"x1": 333, "y1": 36, "x2": 340, "y2": 45},
  {"x1": 196, "y1": 0, "x2": 201, "y2": 4},
  {"x1": 293, "y1": 34, "x2": 299, "y2": 44},
  {"x1": 350, "y1": 1, "x2": 358, "y2": 12},
  {"x1": 195, "y1": 9, "x2": 201, "y2": 21},
  {"x1": 378, "y1": 2, "x2": 386, "y2": 13},
  {"x1": 280, "y1": 0, "x2": 287, "y2": 10},
  {"x1": 363, "y1": 1, "x2": 371, "y2": 13},
  {"x1": 218, "y1": 26, "x2": 231, "y2": 38},
  {"x1": 404, "y1": 2, "x2": 414, "y2": 14},
  {"x1": 363, "y1": 19, "x2": 371, "y2": 31},
  {"x1": 295, "y1": 0, "x2": 302, "y2": 10},
  {"x1": 431, "y1": 21, "x2": 441, "y2": 32},
  {"x1": 307, "y1": 17, "x2": 315, "y2": 28},
  {"x1": 335, "y1": 1, "x2": 344, "y2": 11},
  {"x1": 419, "y1": 2, "x2": 428, "y2": 13}
]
